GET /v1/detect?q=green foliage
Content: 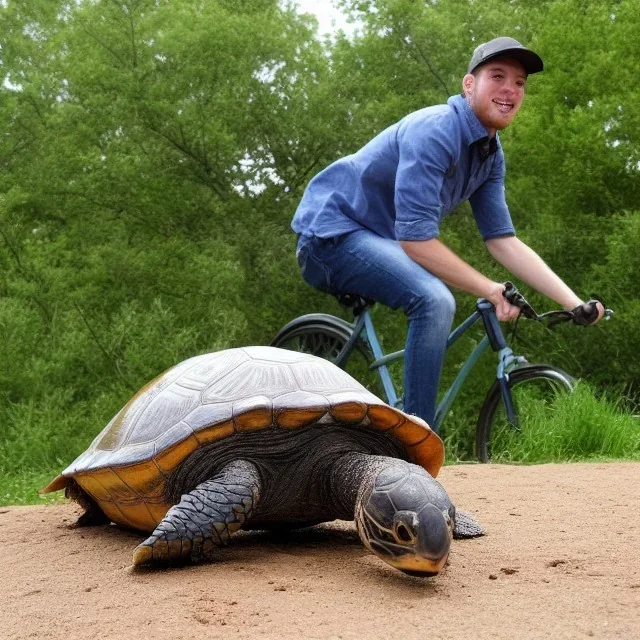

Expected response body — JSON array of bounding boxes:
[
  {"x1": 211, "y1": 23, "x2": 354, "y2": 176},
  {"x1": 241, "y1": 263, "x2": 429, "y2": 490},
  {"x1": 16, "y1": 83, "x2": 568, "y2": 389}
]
[{"x1": 2, "y1": 0, "x2": 640, "y2": 504}]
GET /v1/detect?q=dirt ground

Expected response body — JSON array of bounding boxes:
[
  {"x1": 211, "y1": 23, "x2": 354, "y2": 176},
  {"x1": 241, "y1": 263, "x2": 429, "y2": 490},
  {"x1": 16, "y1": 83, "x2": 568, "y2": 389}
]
[{"x1": 2, "y1": 462, "x2": 639, "y2": 640}]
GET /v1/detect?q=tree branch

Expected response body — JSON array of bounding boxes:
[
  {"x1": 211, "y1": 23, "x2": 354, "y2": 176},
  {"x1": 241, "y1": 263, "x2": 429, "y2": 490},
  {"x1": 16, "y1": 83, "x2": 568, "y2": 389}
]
[
  {"x1": 73, "y1": 302, "x2": 131, "y2": 386},
  {"x1": 392, "y1": 25, "x2": 451, "y2": 99}
]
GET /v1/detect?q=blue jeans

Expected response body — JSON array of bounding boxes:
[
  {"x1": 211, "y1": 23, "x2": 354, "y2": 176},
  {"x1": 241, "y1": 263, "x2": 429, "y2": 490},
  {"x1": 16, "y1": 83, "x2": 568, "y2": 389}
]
[{"x1": 296, "y1": 230, "x2": 455, "y2": 427}]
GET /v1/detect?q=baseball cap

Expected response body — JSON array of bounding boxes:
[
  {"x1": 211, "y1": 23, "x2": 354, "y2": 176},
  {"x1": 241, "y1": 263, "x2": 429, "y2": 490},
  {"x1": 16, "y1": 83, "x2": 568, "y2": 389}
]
[{"x1": 467, "y1": 36, "x2": 544, "y2": 75}]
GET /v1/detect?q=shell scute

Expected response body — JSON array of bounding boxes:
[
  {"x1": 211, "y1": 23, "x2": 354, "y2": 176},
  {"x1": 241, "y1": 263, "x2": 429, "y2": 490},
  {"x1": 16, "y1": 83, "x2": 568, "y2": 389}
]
[
  {"x1": 154, "y1": 433, "x2": 201, "y2": 473},
  {"x1": 183, "y1": 403, "x2": 233, "y2": 430},
  {"x1": 276, "y1": 407, "x2": 328, "y2": 429},
  {"x1": 366, "y1": 405, "x2": 405, "y2": 431},
  {"x1": 201, "y1": 358, "x2": 298, "y2": 404},
  {"x1": 289, "y1": 359, "x2": 363, "y2": 394},
  {"x1": 94, "y1": 359, "x2": 198, "y2": 451},
  {"x1": 153, "y1": 421, "x2": 197, "y2": 457},
  {"x1": 111, "y1": 460, "x2": 166, "y2": 500},
  {"x1": 75, "y1": 471, "x2": 113, "y2": 503},
  {"x1": 407, "y1": 438, "x2": 444, "y2": 478},
  {"x1": 176, "y1": 350, "x2": 250, "y2": 390},
  {"x1": 192, "y1": 421, "x2": 235, "y2": 446},
  {"x1": 115, "y1": 503, "x2": 160, "y2": 531},
  {"x1": 391, "y1": 419, "x2": 431, "y2": 447},
  {"x1": 232, "y1": 396, "x2": 274, "y2": 431},
  {"x1": 147, "y1": 502, "x2": 173, "y2": 524},
  {"x1": 329, "y1": 401, "x2": 369, "y2": 423}
]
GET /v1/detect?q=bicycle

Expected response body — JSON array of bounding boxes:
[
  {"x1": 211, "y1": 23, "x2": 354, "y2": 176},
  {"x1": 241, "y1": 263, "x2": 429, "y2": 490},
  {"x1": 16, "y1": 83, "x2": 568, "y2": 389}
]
[{"x1": 271, "y1": 283, "x2": 612, "y2": 462}]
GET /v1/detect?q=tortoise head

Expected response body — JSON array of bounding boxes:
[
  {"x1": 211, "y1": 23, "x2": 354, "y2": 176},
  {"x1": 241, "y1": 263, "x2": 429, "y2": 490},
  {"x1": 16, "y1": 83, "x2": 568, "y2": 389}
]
[{"x1": 355, "y1": 462, "x2": 455, "y2": 576}]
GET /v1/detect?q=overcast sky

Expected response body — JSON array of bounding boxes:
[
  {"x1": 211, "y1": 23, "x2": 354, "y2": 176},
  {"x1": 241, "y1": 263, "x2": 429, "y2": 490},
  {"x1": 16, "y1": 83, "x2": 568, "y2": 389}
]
[{"x1": 293, "y1": 0, "x2": 355, "y2": 36}]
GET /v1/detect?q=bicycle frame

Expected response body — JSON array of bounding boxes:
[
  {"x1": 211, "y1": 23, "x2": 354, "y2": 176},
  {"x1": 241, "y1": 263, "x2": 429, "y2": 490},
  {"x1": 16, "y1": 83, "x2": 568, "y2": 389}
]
[{"x1": 334, "y1": 299, "x2": 527, "y2": 433}]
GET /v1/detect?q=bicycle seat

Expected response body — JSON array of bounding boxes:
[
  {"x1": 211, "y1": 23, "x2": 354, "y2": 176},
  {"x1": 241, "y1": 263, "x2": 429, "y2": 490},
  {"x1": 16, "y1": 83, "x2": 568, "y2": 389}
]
[{"x1": 334, "y1": 293, "x2": 375, "y2": 315}]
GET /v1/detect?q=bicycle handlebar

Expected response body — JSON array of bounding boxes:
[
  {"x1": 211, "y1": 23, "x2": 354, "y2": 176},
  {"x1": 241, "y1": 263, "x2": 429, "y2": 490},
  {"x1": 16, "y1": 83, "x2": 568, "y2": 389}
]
[{"x1": 501, "y1": 281, "x2": 614, "y2": 327}]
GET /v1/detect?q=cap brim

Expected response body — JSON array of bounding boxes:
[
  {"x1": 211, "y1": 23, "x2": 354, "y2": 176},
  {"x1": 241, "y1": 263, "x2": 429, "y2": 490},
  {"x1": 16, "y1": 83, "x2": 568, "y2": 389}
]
[{"x1": 471, "y1": 48, "x2": 544, "y2": 75}]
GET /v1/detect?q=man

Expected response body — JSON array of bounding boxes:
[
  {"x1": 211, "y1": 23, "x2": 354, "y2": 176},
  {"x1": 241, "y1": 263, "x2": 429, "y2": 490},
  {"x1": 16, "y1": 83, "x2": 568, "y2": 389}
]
[{"x1": 291, "y1": 37, "x2": 603, "y2": 427}]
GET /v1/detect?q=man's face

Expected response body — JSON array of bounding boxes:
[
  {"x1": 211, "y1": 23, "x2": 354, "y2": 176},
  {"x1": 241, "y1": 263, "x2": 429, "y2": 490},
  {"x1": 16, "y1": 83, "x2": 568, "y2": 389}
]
[{"x1": 463, "y1": 58, "x2": 527, "y2": 135}]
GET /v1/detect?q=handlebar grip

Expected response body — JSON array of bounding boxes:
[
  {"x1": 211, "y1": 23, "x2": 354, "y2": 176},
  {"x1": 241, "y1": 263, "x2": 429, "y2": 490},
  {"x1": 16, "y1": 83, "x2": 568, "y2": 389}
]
[
  {"x1": 572, "y1": 299, "x2": 604, "y2": 326},
  {"x1": 502, "y1": 281, "x2": 538, "y2": 320}
]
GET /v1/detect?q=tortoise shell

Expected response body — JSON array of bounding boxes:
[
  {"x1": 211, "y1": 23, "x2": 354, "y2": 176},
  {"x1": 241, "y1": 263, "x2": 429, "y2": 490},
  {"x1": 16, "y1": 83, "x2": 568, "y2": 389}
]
[{"x1": 43, "y1": 346, "x2": 443, "y2": 531}]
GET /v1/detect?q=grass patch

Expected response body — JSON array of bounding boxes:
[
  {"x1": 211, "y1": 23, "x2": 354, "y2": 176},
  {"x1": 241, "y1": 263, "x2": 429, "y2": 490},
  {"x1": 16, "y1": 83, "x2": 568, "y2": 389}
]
[
  {"x1": 0, "y1": 390, "x2": 116, "y2": 506},
  {"x1": 0, "y1": 470, "x2": 67, "y2": 506},
  {"x1": 470, "y1": 382, "x2": 640, "y2": 463}
]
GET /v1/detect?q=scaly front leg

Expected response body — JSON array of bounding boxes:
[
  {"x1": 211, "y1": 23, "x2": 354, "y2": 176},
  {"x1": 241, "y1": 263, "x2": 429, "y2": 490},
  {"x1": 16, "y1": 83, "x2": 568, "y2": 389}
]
[{"x1": 133, "y1": 459, "x2": 261, "y2": 566}]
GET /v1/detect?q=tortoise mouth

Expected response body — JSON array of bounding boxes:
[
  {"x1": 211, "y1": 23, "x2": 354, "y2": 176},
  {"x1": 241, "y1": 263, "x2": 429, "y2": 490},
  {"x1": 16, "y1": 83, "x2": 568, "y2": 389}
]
[
  {"x1": 383, "y1": 550, "x2": 450, "y2": 575},
  {"x1": 401, "y1": 569, "x2": 440, "y2": 578},
  {"x1": 363, "y1": 534, "x2": 451, "y2": 575}
]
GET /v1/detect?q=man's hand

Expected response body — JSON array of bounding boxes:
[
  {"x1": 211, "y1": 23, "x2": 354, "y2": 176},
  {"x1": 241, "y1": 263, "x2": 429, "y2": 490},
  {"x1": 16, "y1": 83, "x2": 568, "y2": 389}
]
[
  {"x1": 486, "y1": 282, "x2": 521, "y2": 321},
  {"x1": 572, "y1": 300, "x2": 606, "y2": 325}
]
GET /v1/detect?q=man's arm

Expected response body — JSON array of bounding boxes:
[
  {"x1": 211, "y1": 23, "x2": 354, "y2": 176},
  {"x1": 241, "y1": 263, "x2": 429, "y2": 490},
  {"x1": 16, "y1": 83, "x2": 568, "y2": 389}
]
[
  {"x1": 400, "y1": 238, "x2": 521, "y2": 321},
  {"x1": 485, "y1": 235, "x2": 580, "y2": 307},
  {"x1": 485, "y1": 235, "x2": 604, "y2": 320}
]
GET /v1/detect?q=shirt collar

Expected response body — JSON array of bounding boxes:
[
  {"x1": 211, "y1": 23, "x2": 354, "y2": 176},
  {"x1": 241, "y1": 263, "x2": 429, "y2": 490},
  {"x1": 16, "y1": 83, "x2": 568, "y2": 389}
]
[
  {"x1": 447, "y1": 94, "x2": 497, "y2": 148},
  {"x1": 475, "y1": 135, "x2": 498, "y2": 161}
]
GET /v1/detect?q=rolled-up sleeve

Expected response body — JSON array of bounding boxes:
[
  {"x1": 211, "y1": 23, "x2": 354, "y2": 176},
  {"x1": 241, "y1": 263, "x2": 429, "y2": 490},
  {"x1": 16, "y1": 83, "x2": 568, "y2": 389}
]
[
  {"x1": 469, "y1": 149, "x2": 516, "y2": 241},
  {"x1": 394, "y1": 117, "x2": 456, "y2": 241}
]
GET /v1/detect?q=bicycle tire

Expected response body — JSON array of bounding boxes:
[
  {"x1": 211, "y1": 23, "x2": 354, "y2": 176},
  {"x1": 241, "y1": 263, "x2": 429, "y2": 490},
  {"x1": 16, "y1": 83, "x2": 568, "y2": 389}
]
[
  {"x1": 270, "y1": 314, "x2": 383, "y2": 395},
  {"x1": 476, "y1": 364, "x2": 575, "y2": 463}
]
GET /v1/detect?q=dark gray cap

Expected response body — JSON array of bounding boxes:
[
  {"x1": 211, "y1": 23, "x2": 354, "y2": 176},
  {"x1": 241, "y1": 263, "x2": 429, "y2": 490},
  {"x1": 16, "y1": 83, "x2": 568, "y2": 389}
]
[{"x1": 468, "y1": 37, "x2": 543, "y2": 75}]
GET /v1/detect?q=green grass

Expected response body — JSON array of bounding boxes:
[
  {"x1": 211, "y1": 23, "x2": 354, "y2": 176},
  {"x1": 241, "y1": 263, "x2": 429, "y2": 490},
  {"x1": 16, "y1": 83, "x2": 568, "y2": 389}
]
[
  {"x1": 0, "y1": 470, "x2": 67, "y2": 506},
  {"x1": 0, "y1": 390, "x2": 115, "y2": 507},
  {"x1": 483, "y1": 382, "x2": 640, "y2": 463},
  {"x1": 444, "y1": 381, "x2": 640, "y2": 464}
]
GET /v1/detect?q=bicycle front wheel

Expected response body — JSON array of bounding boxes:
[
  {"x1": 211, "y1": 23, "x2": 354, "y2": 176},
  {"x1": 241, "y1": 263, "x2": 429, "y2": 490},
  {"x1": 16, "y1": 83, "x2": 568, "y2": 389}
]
[
  {"x1": 270, "y1": 314, "x2": 383, "y2": 396},
  {"x1": 476, "y1": 364, "x2": 575, "y2": 463}
]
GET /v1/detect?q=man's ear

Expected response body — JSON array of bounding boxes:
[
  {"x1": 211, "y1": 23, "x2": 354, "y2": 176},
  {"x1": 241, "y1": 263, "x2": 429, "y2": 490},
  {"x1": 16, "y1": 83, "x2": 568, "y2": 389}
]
[{"x1": 462, "y1": 73, "x2": 475, "y2": 97}]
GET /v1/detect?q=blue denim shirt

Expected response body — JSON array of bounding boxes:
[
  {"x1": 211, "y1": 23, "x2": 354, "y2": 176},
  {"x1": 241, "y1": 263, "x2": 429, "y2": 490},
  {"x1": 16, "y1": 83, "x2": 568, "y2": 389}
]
[{"x1": 292, "y1": 94, "x2": 515, "y2": 242}]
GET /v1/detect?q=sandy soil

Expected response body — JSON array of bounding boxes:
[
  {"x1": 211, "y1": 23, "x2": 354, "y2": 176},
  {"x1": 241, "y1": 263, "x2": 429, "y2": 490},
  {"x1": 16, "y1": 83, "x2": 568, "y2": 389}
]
[{"x1": 2, "y1": 462, "x2": 639, "y2": 640}]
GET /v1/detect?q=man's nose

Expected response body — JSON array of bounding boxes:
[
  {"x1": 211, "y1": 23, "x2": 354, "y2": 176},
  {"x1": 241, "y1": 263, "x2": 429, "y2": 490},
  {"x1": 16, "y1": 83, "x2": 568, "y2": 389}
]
[{"x1": 502, "y1": 83, "x2": 521, "y2": 97}]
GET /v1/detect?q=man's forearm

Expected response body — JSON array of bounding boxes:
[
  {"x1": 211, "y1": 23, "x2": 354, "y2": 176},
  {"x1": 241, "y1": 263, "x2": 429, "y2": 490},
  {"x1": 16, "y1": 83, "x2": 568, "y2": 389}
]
[
  {"x1": 485, "y1": 236, "x2": 582, "y2": 309},
  {"x1": 400, "y1": 238, "x2": 497, "y2": 298}
]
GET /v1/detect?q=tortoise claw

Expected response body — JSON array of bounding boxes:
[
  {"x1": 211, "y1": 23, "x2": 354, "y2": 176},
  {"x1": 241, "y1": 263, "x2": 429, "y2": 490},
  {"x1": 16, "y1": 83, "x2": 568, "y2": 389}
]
[
  {"x1": 133, "y1": 531, "x2": 217, "y2": 566},
  {"x1": 133, "y1": 544, "x2": 154, "y2": 566}
]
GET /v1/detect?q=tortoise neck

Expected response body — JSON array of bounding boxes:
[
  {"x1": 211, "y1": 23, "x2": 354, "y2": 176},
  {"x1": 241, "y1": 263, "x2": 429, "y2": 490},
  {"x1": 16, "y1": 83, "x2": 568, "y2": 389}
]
[{"x1": 329, "y1": 453, "x2": 401, "y2": 519}]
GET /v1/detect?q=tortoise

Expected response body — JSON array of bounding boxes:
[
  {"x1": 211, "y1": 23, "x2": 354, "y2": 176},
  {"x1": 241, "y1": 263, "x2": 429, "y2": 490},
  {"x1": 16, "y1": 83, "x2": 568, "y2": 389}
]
[{"x1": 42, "y1": 346, "x2": 482, "y2": 576}]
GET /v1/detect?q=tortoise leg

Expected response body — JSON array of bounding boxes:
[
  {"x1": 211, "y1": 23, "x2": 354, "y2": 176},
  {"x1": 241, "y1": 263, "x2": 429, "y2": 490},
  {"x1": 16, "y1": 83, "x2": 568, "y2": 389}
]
[
  {"x1": 65, "y1": 480, "x2": 111, "y2": 527},
  {"x1": 133, "y1": 460, "x2": 261, "y2": 566},
  {"x1": 453, "y1": 510, "x2": 484, "y2": 538}
]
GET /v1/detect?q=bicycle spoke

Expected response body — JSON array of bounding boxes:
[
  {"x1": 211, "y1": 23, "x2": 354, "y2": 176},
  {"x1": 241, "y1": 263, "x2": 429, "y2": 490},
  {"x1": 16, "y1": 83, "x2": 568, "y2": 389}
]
[{"x1": 294, "y1": 332, "x2": 343, "y2": 360}]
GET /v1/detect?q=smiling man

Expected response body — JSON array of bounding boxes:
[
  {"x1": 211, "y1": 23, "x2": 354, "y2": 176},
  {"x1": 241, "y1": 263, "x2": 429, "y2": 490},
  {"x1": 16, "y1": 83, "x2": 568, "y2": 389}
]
[{"x1": 292, "y1": 37, "x2": 603, "y2": 427}]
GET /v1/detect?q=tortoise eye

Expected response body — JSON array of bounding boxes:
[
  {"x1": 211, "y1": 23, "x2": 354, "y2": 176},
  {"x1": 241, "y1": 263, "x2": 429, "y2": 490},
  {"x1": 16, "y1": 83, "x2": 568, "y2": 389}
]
[
  {"x1": 395, "y1": 523, "x2": 415, "y2": 543},
  {"x1": 393, "y1": 510, "x2": 419, "y2": 544}
]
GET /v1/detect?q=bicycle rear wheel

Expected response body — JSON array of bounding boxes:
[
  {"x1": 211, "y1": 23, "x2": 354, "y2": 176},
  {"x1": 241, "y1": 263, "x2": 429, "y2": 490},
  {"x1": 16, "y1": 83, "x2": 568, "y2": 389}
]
[
  {"x1": 271, "y1": 314, "x2": 384, "y2": 397},
  {"x1": 476, "y1": 364, "x2": 575, "y2": 463}
]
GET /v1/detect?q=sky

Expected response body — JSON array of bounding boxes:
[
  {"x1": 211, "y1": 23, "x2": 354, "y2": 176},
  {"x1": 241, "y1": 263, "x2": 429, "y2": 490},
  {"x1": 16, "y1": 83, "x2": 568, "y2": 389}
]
[{"x1": 293, "y1": 0, "x2": 355, "y2": 37}]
